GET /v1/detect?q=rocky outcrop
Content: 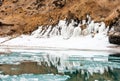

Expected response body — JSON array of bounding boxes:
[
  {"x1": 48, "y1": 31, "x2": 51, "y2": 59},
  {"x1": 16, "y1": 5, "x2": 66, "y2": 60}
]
[
  {"x1": 109, "y1": 32, "x2": 120, "y2": 45},
  {"x1": 109, "y1": 12, "x2": 120, "y2": 45},
  {"x1": 0, "y1": 0, "x2": 120, "y2": 36}
]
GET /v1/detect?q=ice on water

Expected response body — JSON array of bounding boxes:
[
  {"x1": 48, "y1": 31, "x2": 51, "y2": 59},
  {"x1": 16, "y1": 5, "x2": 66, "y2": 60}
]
[
  {"x1": 0, "y1": 51, "x2": 119, "y2": 75},
  {"x1": 0, "y1": 74, "x2": 69, "y2": 81},
  {"x1": 0, "y1": 15, "x2": 119, "y2": 81}
]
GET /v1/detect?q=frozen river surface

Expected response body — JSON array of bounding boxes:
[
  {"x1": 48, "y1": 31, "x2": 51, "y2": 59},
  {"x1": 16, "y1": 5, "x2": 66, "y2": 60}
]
[{"x1": 0, "y1": 50, "x2": 120, "y2": 81}]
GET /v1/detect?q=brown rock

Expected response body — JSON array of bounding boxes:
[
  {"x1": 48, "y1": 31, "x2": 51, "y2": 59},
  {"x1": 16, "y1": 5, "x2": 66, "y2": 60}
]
[{"x1": 0, "y1": 0, "x2": 120, "y2": 36}]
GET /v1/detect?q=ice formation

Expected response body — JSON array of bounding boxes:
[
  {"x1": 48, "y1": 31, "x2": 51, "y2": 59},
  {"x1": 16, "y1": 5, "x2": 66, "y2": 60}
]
[
  {"x1": 31, "y1": 15, "x2": 107, "y2": 39},
  {"x1": 0, "y1": 74, "x2": 69, "y2": 81},
  {"x1": 0, "y1": 51, "x2": 118, "y2": 76}
]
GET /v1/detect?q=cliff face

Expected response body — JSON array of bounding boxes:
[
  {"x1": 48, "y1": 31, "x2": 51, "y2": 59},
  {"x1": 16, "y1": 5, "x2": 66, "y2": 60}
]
[
  {"x1": 109, "y1": 14, "x2": 120, "y2": 45},
  {"x1": 0, "y1": 0, "x2": 120, "y2": 36}
]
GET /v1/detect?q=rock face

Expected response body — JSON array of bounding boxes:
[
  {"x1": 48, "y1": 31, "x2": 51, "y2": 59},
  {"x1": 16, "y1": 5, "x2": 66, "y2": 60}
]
[
  {"x1": 0, "y1": 0, "x2": 120, "y2": 36},
  {"x1": 109, "y1": 13, "x2": 120, "y2": 45},
  {"x1": 109, "y1": 32, "x2": 120, "y2": 45}
]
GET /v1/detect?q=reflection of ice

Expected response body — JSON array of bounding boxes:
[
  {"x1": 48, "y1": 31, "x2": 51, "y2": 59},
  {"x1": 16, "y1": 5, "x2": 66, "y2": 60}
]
[
  {"x1": 0, "y1": 74, "x2": 69, "y2": 81},
  {"x1": 0, "y1": 51, "x2": 120, "y2": 76}
]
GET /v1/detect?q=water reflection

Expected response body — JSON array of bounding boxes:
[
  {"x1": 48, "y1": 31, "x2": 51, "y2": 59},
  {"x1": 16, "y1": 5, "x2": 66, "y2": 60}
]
[
  {"x1": 0, "y1": 51, "x2": 120, "y2": 81},
  {"x1": 109, "y1": 53, "x2": 120, "y2": 63}
]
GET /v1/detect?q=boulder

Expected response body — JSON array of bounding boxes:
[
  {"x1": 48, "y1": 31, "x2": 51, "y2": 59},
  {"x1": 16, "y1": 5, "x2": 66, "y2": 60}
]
[
  {"x1": 109, "y1": 32, "x2": 120, "y2": 45},
  {"x1": 109, "y1": 12, "x2": 120, "y2": 45}
]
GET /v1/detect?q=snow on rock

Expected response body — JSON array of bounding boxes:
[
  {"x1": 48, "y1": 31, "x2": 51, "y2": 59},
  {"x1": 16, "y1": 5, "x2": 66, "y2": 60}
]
[
  {"x1": 0, "y1": 15, "x2": 119, "y2": 53},
  {"x1": 0, "y1": 34, "x2": 116, "y2": 53},
  {"x1": 31, "y1": 15, "x2": 108, "y2": 39},
  {"x1": 0, "y1": 37, "x2": 8, "y2": 43},
  {"x1": 31, "y1": 26, "x2": 43, "y2": 38}
]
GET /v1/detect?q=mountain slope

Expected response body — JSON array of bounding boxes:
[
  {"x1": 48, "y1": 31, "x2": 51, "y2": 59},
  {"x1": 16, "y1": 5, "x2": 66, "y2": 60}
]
[{"x1": 0, "y1": 0, "x2": 120, "y2": 36}]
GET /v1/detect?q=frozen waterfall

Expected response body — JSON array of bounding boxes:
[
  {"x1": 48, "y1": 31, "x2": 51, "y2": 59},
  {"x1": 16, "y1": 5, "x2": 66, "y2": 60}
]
[{"x1": 31, "y1": 15, "x2": 108, "y2": 39}]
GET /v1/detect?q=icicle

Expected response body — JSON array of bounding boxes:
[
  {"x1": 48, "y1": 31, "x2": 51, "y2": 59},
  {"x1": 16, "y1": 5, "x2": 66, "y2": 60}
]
[
  {"x1": 61, "y1": 24, "x2": 67, "y2": 38},
  {"x1": 31, "y1": 26, "x2": 42, "y2": 37},
  {"x1": 94, "y1": 23, "x2": 100, "y2": 34},
  {"x1": 86, "y1": 14, "x2": 91, "y2": 24},
  {"x1": 87, "y1": 20, "x2": 94, "y2": 34},
  {"x1": 72, "y1": 26, "x2": 81, "y2": 37},
  {"x1": 59, "y1": 20, "x2": 68, "y2": 37},
  {"x1": 49, "y1": 26, "x2": 59, "y2": 36},
  {"x1": 98, "y1": 22, "x2": 106, "y2": 33},
  {"x1": 43, "y1": 25, "x2": 52, "y2": 37},
  {"x1": 39, "y1": 26, "x2": 49, "y2": 37},
  {"x1": 82, "y1": 20, "x2": 86, "y2": 25},
  {"x1": 103, "y1": 26, "x2": 109, "y2": 35},
  {"x1": 31, "y1": 17, "x2": 109, "y2": 39},
  {"x1": 66, "y1": 20, "x2": 75, "y2": 38}
]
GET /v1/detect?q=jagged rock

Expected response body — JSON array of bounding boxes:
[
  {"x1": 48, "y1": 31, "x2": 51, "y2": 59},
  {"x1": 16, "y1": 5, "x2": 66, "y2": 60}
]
[
  {"x1": 52, "y1": 0, "x2": 66, "y2": 8},
  {"x1": 108, "y1": 10, "x2": 120, "y2": 45},
  {"x1": 109, "y1": 32, "x2": 120, "y2": 45},
  {"x1": 0, "y1": 21, "x2": 14, "y2": 26}
]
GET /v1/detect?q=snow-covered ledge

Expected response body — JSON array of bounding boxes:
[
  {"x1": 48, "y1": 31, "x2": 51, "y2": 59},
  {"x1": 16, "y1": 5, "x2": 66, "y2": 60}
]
[{"x1": 0, "y1": 15, "x2": 119, "y2": 53}]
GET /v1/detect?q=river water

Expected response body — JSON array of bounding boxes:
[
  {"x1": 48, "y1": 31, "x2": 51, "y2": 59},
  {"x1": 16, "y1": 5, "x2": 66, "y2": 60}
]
[{"x1": 0, "y1": 50, "x2": 120, "y2": 81}]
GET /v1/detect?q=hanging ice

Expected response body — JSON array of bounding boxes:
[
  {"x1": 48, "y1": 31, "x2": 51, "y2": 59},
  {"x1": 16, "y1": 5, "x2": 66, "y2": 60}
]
[
  {"x1": 99, "y1": 22, "x2": 106, "y2": 33},
  {"x1": 72, "y1": 26, "x2": 81, "y2": 37},
  {"x1": 31, "y1": 15, "x2": 109, "y2": 39}
]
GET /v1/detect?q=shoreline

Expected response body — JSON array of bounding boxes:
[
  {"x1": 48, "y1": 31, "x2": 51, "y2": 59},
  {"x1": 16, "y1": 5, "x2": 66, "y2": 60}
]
[
  {"x1": 0, "y1": 35, "x2": 120, "y2": 53},
  {"x1": 0, "y1": 45, "x2": 120, "y2": 53}
]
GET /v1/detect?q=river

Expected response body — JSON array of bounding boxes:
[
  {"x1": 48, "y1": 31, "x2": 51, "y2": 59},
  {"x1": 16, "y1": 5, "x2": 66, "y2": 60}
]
[{"x1": 0, "y1": 50, "x2": 120, "y2": 81}]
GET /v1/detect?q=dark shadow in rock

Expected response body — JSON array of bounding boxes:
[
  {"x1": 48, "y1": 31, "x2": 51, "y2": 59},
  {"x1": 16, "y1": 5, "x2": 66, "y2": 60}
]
[{"x1": 0, "y1": 22, "x2": 14, "y2": 27}]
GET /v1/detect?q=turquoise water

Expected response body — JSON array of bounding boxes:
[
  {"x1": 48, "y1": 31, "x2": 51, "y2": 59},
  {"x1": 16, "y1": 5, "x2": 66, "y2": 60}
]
[
  {"x1": 0, "y1": 51, "x2": 120, "y2": 81},
  {"x1": 0, "y1": 74, "x2": 69, "y2": 81}
]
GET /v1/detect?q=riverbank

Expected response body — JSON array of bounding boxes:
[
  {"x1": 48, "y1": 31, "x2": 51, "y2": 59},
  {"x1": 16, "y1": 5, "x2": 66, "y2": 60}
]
[{"x1": 0, "y1": 34, "x2": 120, "y2": 53}]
